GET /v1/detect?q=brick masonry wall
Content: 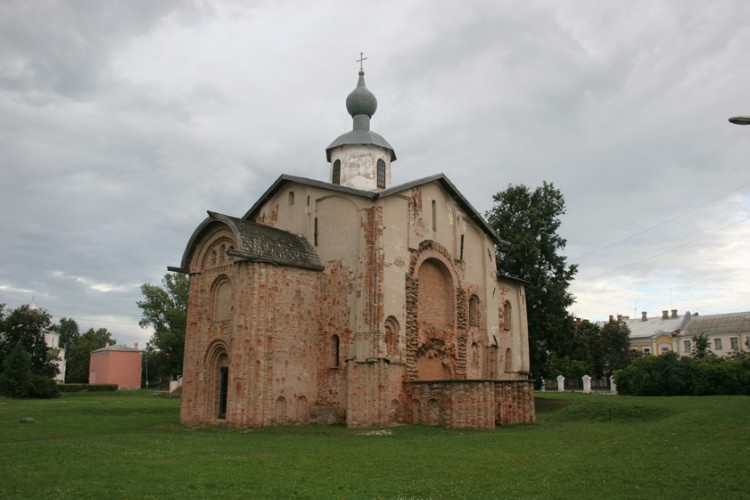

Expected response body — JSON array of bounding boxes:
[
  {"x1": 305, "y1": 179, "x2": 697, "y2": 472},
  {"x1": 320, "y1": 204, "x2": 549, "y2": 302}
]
[
  {"x1": 180, "y1": 233, "x2": 324, "y2": 426},
  {"x1": 407, "y1": 380, "x2": 535, "y2": 429},
  {"x1": 346, "y1": 359, "x2": 389, "y2": 427},
  {"x1": 180, "y1": 188, "x2": 535, "y2": 430},
  {"x1": 495, "y1": 380, "x2": 536, "y2": 425}
]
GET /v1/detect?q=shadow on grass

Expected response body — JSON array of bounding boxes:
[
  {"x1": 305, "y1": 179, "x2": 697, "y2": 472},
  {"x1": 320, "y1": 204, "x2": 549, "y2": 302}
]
[
  {"x1": 536, "y1": 395, "x2": 675, "y2": 423},
  {"x1": 535, "y1": 396, "x2": 571, "y2": 414}
]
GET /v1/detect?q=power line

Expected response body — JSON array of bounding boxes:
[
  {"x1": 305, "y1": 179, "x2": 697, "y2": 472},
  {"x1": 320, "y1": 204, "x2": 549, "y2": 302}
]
[
  {"x1": 584, "y1": 216, "x2": 748, "y2": 281},
  {"x1": 572, "y1": 180, "x2": 750, "y2": 262}
]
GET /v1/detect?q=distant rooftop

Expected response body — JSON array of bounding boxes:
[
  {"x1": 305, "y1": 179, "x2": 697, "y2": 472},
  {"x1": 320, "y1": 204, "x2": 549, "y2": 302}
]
[
  {"x1": 91, "y1": 344, "x2": 142, "y2": 354},
  {"x1": 596, "y1": 309, "x2": 750, "y2": 339}
]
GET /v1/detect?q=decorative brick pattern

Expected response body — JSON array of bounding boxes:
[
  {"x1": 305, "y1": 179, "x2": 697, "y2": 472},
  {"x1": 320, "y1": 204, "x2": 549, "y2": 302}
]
[
  {"x1": 179, "y1": 180, "x2": 536, "y2": 430},
  {"x1": 408, "y1": 380, "x2": 534, "y2": 430}
]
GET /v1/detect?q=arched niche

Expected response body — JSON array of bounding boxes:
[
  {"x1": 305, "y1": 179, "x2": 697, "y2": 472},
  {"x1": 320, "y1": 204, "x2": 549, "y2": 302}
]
[
  {"x1": 211, "y1": 276, "x2": 232, "y2": 322},
  {"x1": 384, "y1": 315, "x2": 400, "y2": 359},
  {"x1": 204, "y1": 340, "x2": 230, "y2": 419}
]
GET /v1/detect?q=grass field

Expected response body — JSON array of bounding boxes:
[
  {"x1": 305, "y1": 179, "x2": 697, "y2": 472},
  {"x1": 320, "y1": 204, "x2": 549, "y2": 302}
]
[{"x1": 1, "y1": 391, "x2": 748, "y2": 499}]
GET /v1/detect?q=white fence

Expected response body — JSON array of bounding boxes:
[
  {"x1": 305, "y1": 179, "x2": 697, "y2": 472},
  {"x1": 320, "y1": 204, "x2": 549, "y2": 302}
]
[{"x1": 541, "y1": 375, "x2": 617, "y2": 394}]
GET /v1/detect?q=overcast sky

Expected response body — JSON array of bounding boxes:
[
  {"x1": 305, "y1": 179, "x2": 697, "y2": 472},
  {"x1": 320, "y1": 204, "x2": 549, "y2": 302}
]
[{"x1": 1, "y1": 0, "x2": 748, "y2": 347}]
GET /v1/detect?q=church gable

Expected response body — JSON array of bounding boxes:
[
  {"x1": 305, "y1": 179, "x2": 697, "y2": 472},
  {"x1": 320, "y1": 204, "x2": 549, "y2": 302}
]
[
  {"x1": 177, "y1": 62, "x2": 535, "y2": 430},
  {"x1": 178, "y1": 211, "x2": 323, "y2": 273}
]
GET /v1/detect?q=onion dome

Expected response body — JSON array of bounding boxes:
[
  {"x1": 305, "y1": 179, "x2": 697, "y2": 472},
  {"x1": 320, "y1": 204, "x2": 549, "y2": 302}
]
[
  {"x1": 346, "y1": 70, "x2": 378, "y2": 118},
  {"x1": 326, "y1": 69, "x2": 396, "y2": 162}
]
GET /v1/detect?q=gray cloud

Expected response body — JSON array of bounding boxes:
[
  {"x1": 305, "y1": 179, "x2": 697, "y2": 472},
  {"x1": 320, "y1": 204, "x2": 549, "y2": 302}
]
[{"x1": 1, "y1": 0, "x2": 749, "y2": 345}]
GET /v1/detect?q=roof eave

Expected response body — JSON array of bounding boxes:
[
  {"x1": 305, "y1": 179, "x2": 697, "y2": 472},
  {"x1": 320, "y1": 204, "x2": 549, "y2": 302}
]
[{"x1": 227, "y1": 249, "x2": 325, "y2": 272}]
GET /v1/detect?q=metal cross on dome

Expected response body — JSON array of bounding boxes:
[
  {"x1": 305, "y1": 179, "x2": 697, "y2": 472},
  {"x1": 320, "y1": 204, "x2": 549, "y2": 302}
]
[{"x1": 357, "y1": 52, "x2": 368, "y2": 71}]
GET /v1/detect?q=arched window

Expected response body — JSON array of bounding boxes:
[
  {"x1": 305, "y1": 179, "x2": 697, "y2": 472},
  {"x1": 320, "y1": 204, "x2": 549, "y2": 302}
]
[
  {"x1": 296, "y1": 396, "x2": 307, "y2": 422},
  {"x1": 275, "y1": 397, "x2": 287, "y2": 422},
  {"x1": 212, "y1": 278, "x2": 232, "y2": 322},
  {"x1": 412, "y1": 399, "x2": 422, "y2": 423},
  {"x1": 331, "y1": 335, "x2": 340, "y2": 367},
  {"x1": 288, "y1": 191, "x2": 294, "y2": 206},
  {"x1": 377, "y1": 159, "x2": 386, "y2": 189},
  {"x1": 332, "y1": 160, "x2": 341, "y2": 185},
  {"x1": 505, "y1": 348, "x2": 512, "y2": 372},
  {"x1": 428, "y1": 398, "x2": 440, "y2": 425},
  {"x1": 503, "y1": 301, "x2": 512, "y2": 331},
  {"x1": 469, "y1": 295, "x2": 479, "y2": 326},
  {"x1": 390, "y1": 399, "x2": 400, "y2": 423},
  {"x1": 384, "y1": 316, "x2": 400, "y2": 358}
]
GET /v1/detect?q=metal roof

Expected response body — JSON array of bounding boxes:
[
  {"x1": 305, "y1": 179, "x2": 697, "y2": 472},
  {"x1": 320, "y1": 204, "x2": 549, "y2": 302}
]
[
  {"x1": 597, "y1": 311, "x2": 750, "y2": 340},
  {"x1": 598, "y1": 313, "x2": 693, "y2": 339},
  {"x1": 325, "y1": 130, "x2": 396, "y2": 161},
  {"x1": 682, "y1": 311, "x2": 750, "y2": 336},
  {"x1": 175, "y1": 211, "x2": 324, "y2": 273}
]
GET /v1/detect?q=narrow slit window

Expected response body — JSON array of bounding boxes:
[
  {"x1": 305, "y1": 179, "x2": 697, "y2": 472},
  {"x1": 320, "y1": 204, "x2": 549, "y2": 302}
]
[
  {"x1": 331, "y1": 335, "x2": 340, "y2": 367},
  {"x1": 469, "y1": 295, "x2": 479, "y2": 326},
  {"x1": 332, "y1": 160, "x2": 341, "y2": 185},
  {"x1": 431, "y1": 200, "x2": 437, "y2": 232},
  {"x1": 377, "y1": 159, "x2": 386, "y2": 189}
]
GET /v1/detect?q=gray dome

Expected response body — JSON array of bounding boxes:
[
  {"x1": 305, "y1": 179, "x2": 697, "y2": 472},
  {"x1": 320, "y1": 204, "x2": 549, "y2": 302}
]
[{"x1": 346, "y1": 70, "x2": 377, "y2": 117}]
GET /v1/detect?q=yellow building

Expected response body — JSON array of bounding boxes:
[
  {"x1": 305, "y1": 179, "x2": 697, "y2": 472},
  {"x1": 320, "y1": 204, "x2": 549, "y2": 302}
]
[{"x1": 607, "y1": 309, "x2": 750, "y2": 357}]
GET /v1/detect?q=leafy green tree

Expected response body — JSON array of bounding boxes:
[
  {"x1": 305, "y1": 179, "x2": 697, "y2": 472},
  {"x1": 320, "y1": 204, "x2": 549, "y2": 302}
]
[
  {"x1": 0, "y1": 342, "x2": 33, "y2": 397},
  {"x1": 565, "y1": 319, "x2": 605, "y2": 377},
  {"x1": 615, "y1": 353, "x2": 750, "y2": 396},
  {"x1": 65, "y1": 328, "x2": 116, "y2": 383},
  {"x1": 137, "y1": 272, "x2": 189, "y2": 379},
  {"x1": 547, "y1": 353, "x2": 589, "y2": 379},
  {"x1": 141, "y1": 343, "x2": 165, "y2": 388},
  {"x1": 53, "y1": 317, "x2": 80, "y2": 350},
  {"x1": 599, "y1": 320, "x2": 633, "y2": 375},
  {"x1": 0, "y1": 304, "x2": 58, "y2": 379},
  {"x1": 486, "y1": 182, "x2": 578, "y2": 378},
  {"x1": 691, "y1": 333, "x2": 713, "y2": 359}
]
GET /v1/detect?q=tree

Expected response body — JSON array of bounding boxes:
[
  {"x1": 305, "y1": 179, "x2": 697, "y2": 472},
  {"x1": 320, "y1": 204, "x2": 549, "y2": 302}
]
[
  {"x1": 0, "y1": 304, "x2": 58, "y2": 380},
  {"x1": 53, "y1": 317, "x2": 80, "y2": 351},
  {"x1": 566, "y1": 319, "x2": 605, "y2": 377},
  {"x1": 486, "y1": 182, "x2": 578, "y2": 378},
  {"x1": 0, "y1": 342, "x2": 33, "y2": 397},
  {"x1": 137, "y1": 272, "x2": 189, "y2": 380},
  {"x1": 65, "y1": 328, "x2": 116, "y2": 383},
  {"x1": 599, "y1": 320, "x2": 633, "y2": 375},
  {"x1": 691, "y1": 333, "x2": 713, "y2": 359}
]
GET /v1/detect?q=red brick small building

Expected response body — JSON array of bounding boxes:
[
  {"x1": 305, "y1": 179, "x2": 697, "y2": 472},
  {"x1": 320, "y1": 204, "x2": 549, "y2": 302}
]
[
  {"x1": 173, "y1": 67, "x2": 535, "y2": 429},
  {"x1": 89, "y1": 344, "x2": 142, "y2": 390}
]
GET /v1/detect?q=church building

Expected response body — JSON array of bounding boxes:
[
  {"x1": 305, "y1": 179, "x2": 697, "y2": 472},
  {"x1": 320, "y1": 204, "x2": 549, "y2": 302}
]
[{"x1": 173, "y1": 64, "x2": 535, "y2": 429}]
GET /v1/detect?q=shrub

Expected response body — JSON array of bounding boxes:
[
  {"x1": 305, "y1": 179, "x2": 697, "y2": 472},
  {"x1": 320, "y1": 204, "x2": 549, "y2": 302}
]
[
  {"x1": 29, "y1": 375, "x2": 59, "y2": 399},
  {"x1": 0, "y1": 343, "x2": 33, "y2": 397},
  {"x1": 58, "y1": 383, "x2": 118, "y2": 392},
  {"x1": 0, "y1": 344, "x2": 59, "y2": 398},
  {"x1": 615, "y1": 352, "x2": 750, "y2": 396}
]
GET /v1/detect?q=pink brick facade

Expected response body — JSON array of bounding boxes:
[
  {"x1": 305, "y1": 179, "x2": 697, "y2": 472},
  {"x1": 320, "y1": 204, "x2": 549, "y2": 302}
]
[
  {"x1": 89, "y1": 345, "x2": 142, "y2": 390},
  {"x1": 175, "y1": 68, "x2": 535, "y2": 429}
]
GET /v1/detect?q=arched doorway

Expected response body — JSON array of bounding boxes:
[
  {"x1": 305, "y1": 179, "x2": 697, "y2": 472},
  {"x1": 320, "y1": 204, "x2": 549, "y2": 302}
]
[{"x1": 205, "y1": 342, "x2": 230, "y2": 420}]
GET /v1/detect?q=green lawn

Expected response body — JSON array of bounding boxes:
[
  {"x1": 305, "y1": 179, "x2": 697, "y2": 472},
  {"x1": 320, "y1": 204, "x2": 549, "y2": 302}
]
[{"x1": 1, "y1": 391, "x2": 748, "y2": 499}]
